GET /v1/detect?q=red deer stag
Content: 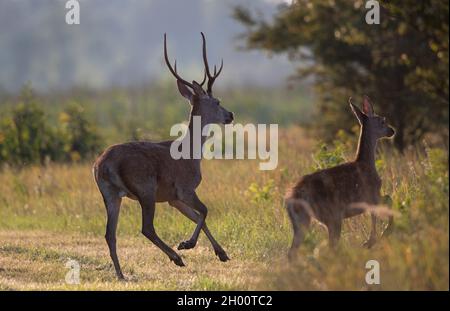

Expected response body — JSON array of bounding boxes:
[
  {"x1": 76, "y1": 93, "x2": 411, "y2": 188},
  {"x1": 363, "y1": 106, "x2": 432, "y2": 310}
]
[
  {"x1": 93, "y1": 33, "x2": 233, "y2": 279},
  {"x1": 286, "y1": 96, "x2": 395, "y2": 259}
]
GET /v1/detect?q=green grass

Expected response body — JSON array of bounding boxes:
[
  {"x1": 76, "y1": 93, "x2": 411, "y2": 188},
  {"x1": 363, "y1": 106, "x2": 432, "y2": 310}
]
[{"x1": 0, "y1": 127, "x2": 448, "y2": 290}]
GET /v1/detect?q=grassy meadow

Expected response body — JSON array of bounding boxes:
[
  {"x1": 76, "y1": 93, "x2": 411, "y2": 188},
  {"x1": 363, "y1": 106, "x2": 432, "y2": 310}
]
[
  {"x1": 0, "y1": 123, "x2": 448, "y2": 290},
  {"x1": 0, "y1": 0, "x2": 448, "y2": 293}
]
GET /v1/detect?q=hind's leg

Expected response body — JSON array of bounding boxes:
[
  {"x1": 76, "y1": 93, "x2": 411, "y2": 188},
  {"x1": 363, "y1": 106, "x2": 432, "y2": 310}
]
[
  {"x1": 327, "y1": 220, "x2": 342, "y2": 249},
  {"x1": 381, "y1": 194, "x2": 394, "y2": 237},
  {"x1": 363, "y1": 213, "x2": 377, "y2": 248},
  {"x1": 287, "y1": 201, "x2": 311, "y2": 260},
  {"x1": 381, "y1": 215, "x2": 394, "y2": 237},
  {"x1": 102, "y1": 191, "x2": 124, "y2": 280}
]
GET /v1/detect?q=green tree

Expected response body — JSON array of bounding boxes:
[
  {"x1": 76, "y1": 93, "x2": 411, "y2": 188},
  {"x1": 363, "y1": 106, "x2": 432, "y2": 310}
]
[
  {"x1": 0, "y1": 85, "x2": 60, "y2": 165},
  {"x1": 0, "y1": 86, "x2": 102, "y2": 166},
  {"x1": 234, "y1": 0, "x2": 449, "y2": 150},
  {"x1": 59, "y1": 103, "x2": 102, "y2": 161}
]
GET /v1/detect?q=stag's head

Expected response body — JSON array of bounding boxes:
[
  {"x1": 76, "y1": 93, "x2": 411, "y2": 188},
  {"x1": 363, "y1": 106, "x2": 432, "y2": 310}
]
[
  {"x1": 349, "y1": 96, "x2": 395, "y2": 140},
  {"x1": 164, "y1": 33, "x2": 234, "y2": 126}
]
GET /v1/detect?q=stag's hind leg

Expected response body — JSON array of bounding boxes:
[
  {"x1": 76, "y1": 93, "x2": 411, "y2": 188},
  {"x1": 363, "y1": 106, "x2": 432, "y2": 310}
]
[
  {"x1": 169, "y1": 200, "x2": 229, "y2": 262},
  {"x1": 139, "y1": 194, "x2": 185, "y2": 267},
  {"x1": 101, "y1": 189, "x2": 124, "y2": 280},
  {"x1": 286, "y1": 199, "x2": 311, "y2": 260}
]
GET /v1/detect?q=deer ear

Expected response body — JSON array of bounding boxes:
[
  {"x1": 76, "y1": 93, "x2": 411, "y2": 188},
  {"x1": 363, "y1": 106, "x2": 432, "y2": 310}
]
[
  {"x1": 191, "y1": 81, "x2": 206, "y2": 96},
  {"x1": 349, "y1": 97, "x2": 365, "y2": 124},
  {"x1": 362, "y1": 95, "x2": 374, "y2": 116},
  {"x1": 177, "y1": 80, "x2": 193, "y2": 101}
]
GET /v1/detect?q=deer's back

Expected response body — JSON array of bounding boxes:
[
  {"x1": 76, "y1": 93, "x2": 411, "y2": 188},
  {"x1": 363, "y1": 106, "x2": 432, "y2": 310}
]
[
  {"x1": 93, "y1": 141, "x2": 201, "y2": 202},
  {"x1": 287, "y1": 161, "x2": 381, "y2": 222}
]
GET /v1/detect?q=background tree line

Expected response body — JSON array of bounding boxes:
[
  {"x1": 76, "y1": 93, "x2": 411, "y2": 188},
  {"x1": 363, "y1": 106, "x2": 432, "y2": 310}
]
[
  {"x1": 234, "y1": 0, "x2": 449, "y2": 151},
  {"x1": 0, "y1": 83, "x2": 311, "y2": 166}
]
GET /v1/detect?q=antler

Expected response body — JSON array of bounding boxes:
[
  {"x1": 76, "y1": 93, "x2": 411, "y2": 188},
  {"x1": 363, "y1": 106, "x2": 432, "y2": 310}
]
[
  {"x1": 199, "y1": 69, "x2": 207, "y2": 87},
  {"x1": 201, "y1": 32, "x2": 223, "y2": 95},
  {"x1": 164, "y1": 33, "x2": 195, "y2": 89}
]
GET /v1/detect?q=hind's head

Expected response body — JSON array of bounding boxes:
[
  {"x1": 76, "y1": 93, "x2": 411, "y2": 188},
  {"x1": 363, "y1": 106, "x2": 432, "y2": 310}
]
[
  {"x1": 349, "y1": 96, "x2": 395, "y2": 140},
  {"x1": 164, "y1": 33, "x2": 234, "y2": 126}
]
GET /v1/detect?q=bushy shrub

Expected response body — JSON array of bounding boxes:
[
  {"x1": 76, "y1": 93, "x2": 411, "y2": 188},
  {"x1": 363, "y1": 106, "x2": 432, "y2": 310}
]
[
  {"x1": 0, "y1": 86, "x2": 102, "y2": 166},
  {"x1": 312, "y1": 141, "x2": 346, "y2": 170},
  {"x1": 0, "y1": 88, "x2": 56, "y2": 165},
  {"x1": 245, "y1": 179, "x2": 275, "y2": 204},
  {"x1": 59, "y1": 103, "x2": 102, "y2": 162}
]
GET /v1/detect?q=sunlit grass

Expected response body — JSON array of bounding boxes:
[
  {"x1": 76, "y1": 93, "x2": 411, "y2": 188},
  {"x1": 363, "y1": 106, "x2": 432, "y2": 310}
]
[{"x1": 0, "y1": 127, "x2": 448, "y2": 290}]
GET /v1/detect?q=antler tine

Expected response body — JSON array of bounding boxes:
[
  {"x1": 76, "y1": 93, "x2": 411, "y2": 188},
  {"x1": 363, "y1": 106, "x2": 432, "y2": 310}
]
[
  {"x1": 199, "y1": 69, "x2": 207, "y2": 87},
  {"x1": 215, "y1": 59, "x2": 223, "y2": 77},
  {"x1": 207, "y1": 59, "x2": 223, "y2": 94},
  {"x1": 201, "y1": 32, "x2": 212, "y2": 79},
  {"x1": 164, "y1": 33, "x2": 194, "y2": 88},
  {"x1": 201, "y1": 32, "x2": 223, "y2": 94}
]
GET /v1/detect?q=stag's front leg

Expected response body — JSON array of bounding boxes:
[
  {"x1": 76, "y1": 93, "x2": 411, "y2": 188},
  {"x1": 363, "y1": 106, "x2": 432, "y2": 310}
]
[
  {"x1": 177, "y1": 192, "x2": 207, "y2": 250},
  {"x1": 169, "y1": 200, "x2": 229, "y2": 261}
]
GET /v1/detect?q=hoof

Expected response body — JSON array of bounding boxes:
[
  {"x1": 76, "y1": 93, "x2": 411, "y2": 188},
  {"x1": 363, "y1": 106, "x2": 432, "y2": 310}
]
[
  {"x1": 178, "y1": 240, "x2": 196, "y2": 250},
  {"x1": 362, "y1": 238, "x2": 376, "y2": 249},
  {"x1": 117, "y1": 274, "x2": 126, "y2": 281},
  {"x1": 288, "y1": 250, "x2": 297, "y2": 262},
  {"x1": 381, "y1": 224, "x2": 394, "y2": 237},
  {"x1": 215, "y1": 249, "x2": 230, "y2": 262},
  {"x1": 171, "y1": 256, "x2": 185, "y2": 267}
]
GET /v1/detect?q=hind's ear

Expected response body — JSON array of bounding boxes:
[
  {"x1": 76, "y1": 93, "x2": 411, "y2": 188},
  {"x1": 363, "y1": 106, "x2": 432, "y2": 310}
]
[
  {"x1": 349, "y1": 97, "x2": 365, "y2": 124},
  {"x1": 362, "y1": 95, "x2": 374, "y2": 116}
]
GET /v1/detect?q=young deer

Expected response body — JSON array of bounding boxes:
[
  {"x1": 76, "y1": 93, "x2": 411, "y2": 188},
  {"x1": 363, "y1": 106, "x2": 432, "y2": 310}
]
[
  {"x1": 93, "y1": 33, "x2": 234, "y2": 280},
  {"x1": 286, "y1": 96, "x2": 395, "y2": 259}
]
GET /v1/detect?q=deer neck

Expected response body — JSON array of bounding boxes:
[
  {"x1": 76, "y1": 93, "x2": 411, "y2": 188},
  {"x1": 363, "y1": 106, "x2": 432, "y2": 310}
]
[
  {"x1": 182, "y1": 114, "x2": 208, "y2": 161},
  {"x1": 355, "y1": 124, "x2": 377, "y2": 168}
]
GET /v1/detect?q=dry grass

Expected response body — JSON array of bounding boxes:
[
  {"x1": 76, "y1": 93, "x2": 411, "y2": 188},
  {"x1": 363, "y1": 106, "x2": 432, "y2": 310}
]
[
  {"x1": 0, "y1": 231, "x2": 263, "y2": 290},
  {"x1": 0, "y1": 127, "x2": 448, "y2": 290}
]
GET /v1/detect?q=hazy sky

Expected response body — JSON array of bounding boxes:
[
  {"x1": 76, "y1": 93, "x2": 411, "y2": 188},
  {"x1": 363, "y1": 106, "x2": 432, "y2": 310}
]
[{"x1": 0, "y1": 0, "x2": 296, "y2": 92}]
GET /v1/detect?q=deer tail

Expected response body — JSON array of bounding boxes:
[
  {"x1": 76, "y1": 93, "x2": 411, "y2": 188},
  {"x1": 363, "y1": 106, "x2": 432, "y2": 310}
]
[{"x1": 347, "y1": 202, "x2": 399, "y2": 219}]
